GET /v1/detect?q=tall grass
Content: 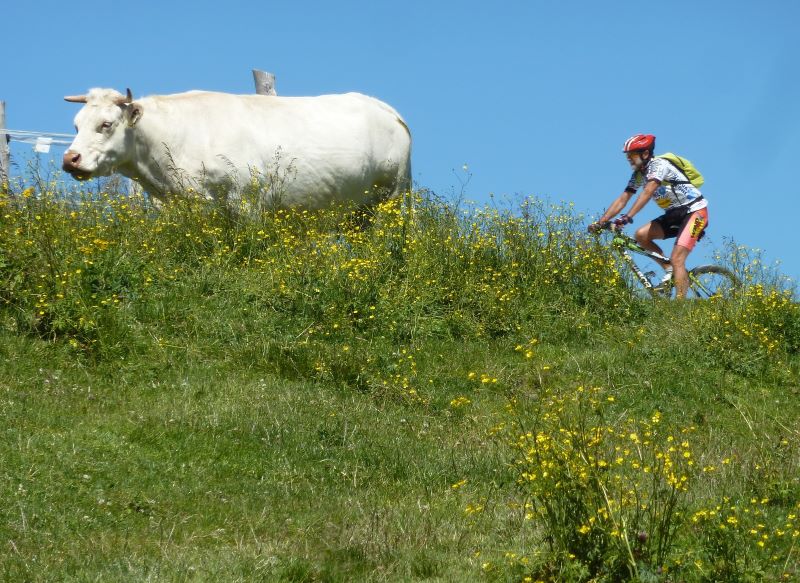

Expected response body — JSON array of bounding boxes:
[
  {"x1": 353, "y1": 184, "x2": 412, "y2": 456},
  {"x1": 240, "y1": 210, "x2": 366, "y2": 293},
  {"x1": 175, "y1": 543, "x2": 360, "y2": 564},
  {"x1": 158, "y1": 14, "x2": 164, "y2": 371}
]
[{"x1": 0, "y1": 185, "x2": 797, "y2": 581}]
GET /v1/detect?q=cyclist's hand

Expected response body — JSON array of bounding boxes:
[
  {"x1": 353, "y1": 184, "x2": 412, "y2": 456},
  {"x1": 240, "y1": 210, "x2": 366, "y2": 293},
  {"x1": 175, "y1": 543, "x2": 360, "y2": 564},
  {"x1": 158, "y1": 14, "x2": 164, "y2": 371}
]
[
  {"x1": 613, "y1": 214, "x2": 633, "y2": 228},
  {"x1": 588, "y1": 221, "x2": 611, "y2": 234}
]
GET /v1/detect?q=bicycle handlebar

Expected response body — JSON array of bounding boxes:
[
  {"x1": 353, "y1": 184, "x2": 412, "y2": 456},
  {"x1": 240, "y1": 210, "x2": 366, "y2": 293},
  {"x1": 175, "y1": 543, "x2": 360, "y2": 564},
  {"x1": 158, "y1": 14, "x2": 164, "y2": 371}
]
[{"x1": 589, "y1": 220, "x2": 621, "y2": 234}]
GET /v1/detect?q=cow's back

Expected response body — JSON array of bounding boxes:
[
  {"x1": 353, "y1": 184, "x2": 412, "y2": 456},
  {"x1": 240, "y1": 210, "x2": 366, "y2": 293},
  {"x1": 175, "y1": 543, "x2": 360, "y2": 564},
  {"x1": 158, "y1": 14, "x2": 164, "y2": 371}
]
[{"x1": 132, "y1": 91, "x2": 411, "y2": 207}]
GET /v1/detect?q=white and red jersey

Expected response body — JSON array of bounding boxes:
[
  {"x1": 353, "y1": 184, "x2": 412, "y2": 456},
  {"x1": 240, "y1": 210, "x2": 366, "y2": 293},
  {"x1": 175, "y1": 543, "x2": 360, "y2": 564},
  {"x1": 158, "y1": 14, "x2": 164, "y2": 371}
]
[{"x1": 626, "y1": 157, "x2": 707, "y2": 212}]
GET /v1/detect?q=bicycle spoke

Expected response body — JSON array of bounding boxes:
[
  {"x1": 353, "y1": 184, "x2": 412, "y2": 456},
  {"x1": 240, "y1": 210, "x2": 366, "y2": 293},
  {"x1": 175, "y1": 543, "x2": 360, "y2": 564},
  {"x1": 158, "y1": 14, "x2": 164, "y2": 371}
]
[
  {"x1": 688, "y1": 265, "x2": 739, "y2": 299},
  {"x1": 602, "y1": 228, "x2": 739, "y2": 301}
]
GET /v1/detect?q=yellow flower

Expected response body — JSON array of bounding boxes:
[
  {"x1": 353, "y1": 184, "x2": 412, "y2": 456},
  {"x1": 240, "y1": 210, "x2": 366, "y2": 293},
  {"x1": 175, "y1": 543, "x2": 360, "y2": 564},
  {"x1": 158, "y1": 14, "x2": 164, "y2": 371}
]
[{"x1": 450, "y1": 396, "x2": 471, "y2": 408}]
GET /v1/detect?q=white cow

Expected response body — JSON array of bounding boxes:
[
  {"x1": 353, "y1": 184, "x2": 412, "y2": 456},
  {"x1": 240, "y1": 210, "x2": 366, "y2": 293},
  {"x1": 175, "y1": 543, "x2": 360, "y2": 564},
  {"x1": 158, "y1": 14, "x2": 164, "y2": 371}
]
[{"x1": 62, "y1": 88, "x2": 411, "y2": 208}]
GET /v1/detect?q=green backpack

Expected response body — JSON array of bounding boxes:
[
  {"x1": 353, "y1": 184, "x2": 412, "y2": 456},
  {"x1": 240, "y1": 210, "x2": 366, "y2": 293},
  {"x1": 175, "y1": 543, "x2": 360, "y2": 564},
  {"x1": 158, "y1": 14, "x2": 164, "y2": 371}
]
[{"x1": 657, "y1": 152, "x2": 705, "y2": 188}]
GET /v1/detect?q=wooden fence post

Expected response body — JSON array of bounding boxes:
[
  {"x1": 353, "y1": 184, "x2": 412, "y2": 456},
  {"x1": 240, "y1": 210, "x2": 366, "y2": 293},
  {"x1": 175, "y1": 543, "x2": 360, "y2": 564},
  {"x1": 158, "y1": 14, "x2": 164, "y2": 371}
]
[
  {"x1": 252, "y1": 70, "x2": 277, "y2": 96},
  {"x1": 0, "y1": 101, "x2": 9, "y2": 190}
]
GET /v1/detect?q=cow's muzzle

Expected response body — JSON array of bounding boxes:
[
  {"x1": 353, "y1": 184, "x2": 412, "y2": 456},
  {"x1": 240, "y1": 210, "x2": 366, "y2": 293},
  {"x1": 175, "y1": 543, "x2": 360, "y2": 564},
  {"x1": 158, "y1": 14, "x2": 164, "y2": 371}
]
[{"x1": 62, "y1": 150, "x2": 91, "y2": 180}]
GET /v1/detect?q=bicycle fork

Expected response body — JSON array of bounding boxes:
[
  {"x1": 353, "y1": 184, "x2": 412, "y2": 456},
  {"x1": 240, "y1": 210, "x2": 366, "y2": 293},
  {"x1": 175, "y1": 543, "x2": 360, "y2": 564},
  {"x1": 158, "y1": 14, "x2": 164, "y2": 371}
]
[
  {"x1": 611, "y1": 233, "x2": 673, "y2": 294},
  {"x1": 619, "y1": 250, "x2": 658, "y2": 291}
]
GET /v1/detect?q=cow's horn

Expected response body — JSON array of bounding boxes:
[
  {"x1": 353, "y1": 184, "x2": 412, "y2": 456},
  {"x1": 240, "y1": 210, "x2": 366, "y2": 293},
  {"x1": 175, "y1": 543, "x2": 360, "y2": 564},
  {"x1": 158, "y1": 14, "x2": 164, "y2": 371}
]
[
  {"x1": 64, "y1": 95, "x2": 88, "y2": 103},
  {"x1": 113, "y1": 88, "x2": 134, "y2": 105}
]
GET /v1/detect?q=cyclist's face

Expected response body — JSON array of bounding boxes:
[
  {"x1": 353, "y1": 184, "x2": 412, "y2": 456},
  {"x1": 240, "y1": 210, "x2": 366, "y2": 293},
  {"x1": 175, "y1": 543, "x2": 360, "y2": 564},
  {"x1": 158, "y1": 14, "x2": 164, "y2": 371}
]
[{"x1": 626, "y1": 152, "x2": 645, "y2": 170}]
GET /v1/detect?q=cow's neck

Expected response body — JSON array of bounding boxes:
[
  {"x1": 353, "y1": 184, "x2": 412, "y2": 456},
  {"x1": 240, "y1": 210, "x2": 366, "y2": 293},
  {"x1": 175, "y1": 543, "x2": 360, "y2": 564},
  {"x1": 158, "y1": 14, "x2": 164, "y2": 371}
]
[{"x1": 118, "y1": 127, "x2": 170, "y2": 201}]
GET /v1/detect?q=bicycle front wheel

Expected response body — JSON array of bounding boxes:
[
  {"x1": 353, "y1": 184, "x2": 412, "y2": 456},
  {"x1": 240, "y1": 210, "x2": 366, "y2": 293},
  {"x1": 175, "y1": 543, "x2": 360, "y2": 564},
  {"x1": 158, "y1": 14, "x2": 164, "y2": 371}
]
[{"x1": 687, "y1": 265, "x2": 739, "y2": 299}]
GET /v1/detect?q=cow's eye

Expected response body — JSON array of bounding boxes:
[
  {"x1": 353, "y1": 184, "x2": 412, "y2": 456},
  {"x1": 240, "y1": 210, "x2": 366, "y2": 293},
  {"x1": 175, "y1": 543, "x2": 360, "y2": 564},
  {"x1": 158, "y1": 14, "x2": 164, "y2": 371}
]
[{"x1": 100, "y1": 121, "x2": 113, "y2": 130}]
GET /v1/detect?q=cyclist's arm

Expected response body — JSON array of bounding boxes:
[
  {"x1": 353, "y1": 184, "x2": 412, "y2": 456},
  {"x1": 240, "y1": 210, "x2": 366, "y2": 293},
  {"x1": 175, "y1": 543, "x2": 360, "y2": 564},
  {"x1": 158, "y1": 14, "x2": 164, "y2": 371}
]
[
  {"x1": 624, "y1": 180, "x2": 660, "y2": 220},
  {"x1": 597, "y1": 190, "x2": 635, "y2": 223}
]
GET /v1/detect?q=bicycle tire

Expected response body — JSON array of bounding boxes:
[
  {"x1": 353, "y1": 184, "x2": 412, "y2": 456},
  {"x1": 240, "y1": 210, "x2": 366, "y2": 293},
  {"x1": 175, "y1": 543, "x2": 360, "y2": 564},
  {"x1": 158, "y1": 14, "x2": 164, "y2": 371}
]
[{"x1": 687, "y1": 265, "x2": 739, "y2": 299}]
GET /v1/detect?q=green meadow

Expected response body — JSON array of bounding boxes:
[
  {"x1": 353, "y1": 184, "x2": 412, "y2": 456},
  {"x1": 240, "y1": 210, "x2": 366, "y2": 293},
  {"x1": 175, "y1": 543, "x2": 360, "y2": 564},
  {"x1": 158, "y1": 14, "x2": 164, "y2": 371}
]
[{"x1": 1, "y1": 188, "x2": 798, "y2": 582}]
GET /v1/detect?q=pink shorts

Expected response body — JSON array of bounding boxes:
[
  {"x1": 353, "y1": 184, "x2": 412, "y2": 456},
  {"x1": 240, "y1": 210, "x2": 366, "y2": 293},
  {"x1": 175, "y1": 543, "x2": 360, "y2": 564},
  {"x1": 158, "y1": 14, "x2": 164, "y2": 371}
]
[
  {"x1": 652, "y1": 206, "x2": 709, "y2": 251},
  {"x1": 676, "y1": 208, "x2": 709, "y2": 250}
]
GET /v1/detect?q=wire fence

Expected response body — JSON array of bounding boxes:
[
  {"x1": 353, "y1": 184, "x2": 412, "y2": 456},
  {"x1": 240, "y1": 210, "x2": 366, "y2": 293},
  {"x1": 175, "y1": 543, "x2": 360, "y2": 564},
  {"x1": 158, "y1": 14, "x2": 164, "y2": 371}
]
[
  {"x1": 1, "y1": 126, "x2": 73, "y2": 186},
  {"x1": 3, "y1": 129, "x2": 74, "y2": 192},
  {"x1": 3, "y1": 128, "x2": 74, "y2": 151},
  {"x1": 1, "y1": 127, "x2": 136, "y2": 197}
]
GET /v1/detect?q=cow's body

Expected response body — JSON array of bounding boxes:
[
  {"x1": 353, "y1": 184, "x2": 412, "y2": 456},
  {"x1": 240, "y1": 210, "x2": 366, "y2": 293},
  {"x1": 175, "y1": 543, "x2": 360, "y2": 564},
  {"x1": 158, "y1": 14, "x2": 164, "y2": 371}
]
[{"x1": 63, "y1": 89, "x2": 411, "y2": 208}]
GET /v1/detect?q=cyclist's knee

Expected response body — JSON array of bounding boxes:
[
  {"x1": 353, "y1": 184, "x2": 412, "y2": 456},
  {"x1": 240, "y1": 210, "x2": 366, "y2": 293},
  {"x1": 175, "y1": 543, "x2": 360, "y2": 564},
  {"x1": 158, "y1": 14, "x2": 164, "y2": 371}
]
[
  {"x1": 634, "y1": 226, "x2": 651, "y2": 245},
  {"x1": 671, "y1": 245, "x2": 690, "y2": 268}
]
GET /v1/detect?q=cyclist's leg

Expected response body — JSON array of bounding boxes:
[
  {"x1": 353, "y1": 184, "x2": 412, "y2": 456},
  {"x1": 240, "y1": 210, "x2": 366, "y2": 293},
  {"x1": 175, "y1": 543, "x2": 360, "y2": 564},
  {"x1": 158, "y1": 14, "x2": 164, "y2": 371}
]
[
  {"x1": 634, "y1": 220, "x2": 669, "y2": 268},
  {"x1": 671, "y1": 245, "x2": 691, "y2": 298},
  {"x1": 672, "y1": 208, "x2": 709, "y2": 298}
]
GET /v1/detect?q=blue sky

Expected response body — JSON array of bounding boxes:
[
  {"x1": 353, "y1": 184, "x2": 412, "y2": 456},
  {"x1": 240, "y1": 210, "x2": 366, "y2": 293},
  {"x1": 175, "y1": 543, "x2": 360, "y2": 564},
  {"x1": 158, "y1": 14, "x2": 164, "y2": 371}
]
[{"x1": 4, "y1": 1, "x2": 799, "y2": 286}]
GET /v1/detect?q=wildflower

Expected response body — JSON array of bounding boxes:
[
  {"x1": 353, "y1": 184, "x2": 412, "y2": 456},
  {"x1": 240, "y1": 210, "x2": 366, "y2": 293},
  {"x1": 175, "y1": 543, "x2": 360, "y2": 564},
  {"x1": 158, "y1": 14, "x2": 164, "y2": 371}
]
[
  {"x1": 450, "y1": 396, "x2": 471, "y2": 408},
  {"x1": 466, "y1": 503, "x2": 485, "y2": 515}
]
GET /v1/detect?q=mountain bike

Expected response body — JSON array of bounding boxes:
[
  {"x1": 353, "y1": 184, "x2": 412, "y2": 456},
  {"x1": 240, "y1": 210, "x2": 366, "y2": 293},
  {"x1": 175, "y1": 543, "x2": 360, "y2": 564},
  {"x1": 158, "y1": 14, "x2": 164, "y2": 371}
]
[{"x1": 594, "y1": 222, "x2": 739, "y2": 299}]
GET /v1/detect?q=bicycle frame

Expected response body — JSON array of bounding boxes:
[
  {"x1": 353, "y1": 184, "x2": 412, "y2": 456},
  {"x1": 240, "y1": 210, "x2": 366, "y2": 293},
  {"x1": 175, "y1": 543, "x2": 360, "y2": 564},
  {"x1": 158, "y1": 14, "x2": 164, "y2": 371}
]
[
  {"x1": 604, "y1": 227, "x2": 736, "y2": 298},
  {"x1": 609, "y1": 230, "x2": 670, "y2": 294}
]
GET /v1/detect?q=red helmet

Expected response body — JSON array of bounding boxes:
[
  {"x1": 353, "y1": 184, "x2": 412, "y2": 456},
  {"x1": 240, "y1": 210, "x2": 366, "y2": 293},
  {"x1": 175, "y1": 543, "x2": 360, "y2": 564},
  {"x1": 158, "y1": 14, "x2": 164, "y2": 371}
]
[{"x1": 622, "y1": 134, "x2": 656, "y2": 153}]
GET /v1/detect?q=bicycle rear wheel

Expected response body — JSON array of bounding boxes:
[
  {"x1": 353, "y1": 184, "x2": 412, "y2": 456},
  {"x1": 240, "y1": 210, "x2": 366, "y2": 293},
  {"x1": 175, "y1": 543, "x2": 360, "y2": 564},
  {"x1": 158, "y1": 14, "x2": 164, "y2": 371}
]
[{"x1": 687, "y1": 265, "x2": 739, "y2": 299}]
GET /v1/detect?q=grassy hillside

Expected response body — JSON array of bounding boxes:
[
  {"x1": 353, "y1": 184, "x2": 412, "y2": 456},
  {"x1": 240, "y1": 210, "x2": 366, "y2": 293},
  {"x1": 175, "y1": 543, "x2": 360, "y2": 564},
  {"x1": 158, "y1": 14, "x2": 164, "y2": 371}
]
[{"x1": 1, "y1": 188, "x2": 798, "y2": 582}]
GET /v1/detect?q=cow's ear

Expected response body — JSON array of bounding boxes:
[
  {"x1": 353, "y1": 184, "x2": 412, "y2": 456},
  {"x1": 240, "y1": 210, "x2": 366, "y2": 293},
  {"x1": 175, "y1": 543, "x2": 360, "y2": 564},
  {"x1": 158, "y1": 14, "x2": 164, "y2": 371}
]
[{"x1": 127, "y1": 104, "x2": 143, "y2": 127}]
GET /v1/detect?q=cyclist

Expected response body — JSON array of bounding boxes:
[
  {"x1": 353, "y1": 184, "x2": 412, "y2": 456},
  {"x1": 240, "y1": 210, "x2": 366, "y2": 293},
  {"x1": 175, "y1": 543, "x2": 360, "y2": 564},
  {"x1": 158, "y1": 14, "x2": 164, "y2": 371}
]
[{"x1": 588, "y1": 134, "x2": 709, "y2": 298}]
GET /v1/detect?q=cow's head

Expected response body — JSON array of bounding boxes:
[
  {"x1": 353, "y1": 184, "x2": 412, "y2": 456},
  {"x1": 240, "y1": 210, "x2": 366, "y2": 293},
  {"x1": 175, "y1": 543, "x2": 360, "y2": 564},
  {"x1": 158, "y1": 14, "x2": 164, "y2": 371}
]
[{"x1": 62, "y1": 88, "x2": 142, "y2": 180}]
